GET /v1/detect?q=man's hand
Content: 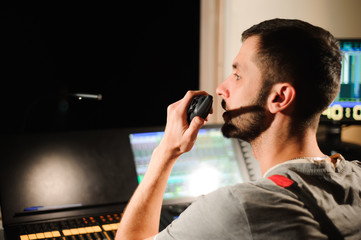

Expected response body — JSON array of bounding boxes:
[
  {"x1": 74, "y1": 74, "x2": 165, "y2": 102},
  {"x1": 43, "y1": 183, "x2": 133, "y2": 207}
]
[
  {"x1": 160, "y1": 90, "x2": 210, "y2": 157},
  {"x1": 116, "y1": 90, "x2": 211, "y2": 240}
]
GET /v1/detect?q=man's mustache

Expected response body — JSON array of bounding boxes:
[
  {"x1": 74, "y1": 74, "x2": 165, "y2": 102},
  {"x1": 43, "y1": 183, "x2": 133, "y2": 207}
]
[{"x1": 221, "y1": 100, "x2": 266, "y2": 119}]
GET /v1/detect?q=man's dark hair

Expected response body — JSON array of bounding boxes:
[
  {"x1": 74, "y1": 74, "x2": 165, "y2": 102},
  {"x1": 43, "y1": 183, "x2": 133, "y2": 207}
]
[{"x1": 242, "y1": 18, "x2": 342, "y2": 129}]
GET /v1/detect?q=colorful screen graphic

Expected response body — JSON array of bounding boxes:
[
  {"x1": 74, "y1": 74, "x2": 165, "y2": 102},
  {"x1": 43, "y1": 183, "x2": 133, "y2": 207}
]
[
  {"x1": 129, "y1": 128, "x2": 243, "y2": 201},
  {"x1": 321, "y1": 40, "x2": 361, "y2": 122}
]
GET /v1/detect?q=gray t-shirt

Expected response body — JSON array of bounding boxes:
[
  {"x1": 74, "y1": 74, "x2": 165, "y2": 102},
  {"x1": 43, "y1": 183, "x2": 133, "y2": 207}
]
[{"x1": 156, "y1": 156, "x2": 361, "y2": 239}]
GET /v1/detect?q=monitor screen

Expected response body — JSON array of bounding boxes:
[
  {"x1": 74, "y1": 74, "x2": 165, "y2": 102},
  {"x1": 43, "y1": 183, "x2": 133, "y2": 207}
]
[
  {"x1": 321, "y1": 39, "x2": 361, "y2": 123},
  {"x1": 0, "y1": 129, "x2": 138, "y2": 225},
  {"x1": 129, "y1": 126, "x2": 246, "y2": 204}
]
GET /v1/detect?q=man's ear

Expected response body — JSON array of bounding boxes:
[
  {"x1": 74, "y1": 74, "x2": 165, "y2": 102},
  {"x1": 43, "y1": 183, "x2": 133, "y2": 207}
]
[{"x1": 267, "y1": 83, "x2": 296, "y2": 114}]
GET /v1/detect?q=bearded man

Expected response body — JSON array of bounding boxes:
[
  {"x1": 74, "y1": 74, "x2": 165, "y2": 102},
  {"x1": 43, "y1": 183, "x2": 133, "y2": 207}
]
[{"x1": 116, "y1": 19, "x2": 361, "y2": 240}]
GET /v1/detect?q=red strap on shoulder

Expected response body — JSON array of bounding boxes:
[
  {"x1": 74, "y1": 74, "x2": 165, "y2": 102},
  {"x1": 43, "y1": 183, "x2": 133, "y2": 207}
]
[{"x1": 268, "y1": 175, "x2": 294, "y2": 188}]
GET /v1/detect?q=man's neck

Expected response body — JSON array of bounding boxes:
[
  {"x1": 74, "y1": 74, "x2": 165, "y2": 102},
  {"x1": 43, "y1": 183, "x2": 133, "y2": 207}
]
[{"x1": 251, "y1": 120, "x2": 325, "y2": 176}]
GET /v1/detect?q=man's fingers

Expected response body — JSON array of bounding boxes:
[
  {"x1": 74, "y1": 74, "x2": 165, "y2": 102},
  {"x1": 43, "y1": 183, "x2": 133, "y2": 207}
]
[
  {"x1": 163, "y1": 90, "x2": 211, "y2": 154},
  {"x1": 182, "y1": 117, "x2": 205, "y2": 151},
  {"x1": 180, "y1": 90, "x2": 209, "y2": 110}
]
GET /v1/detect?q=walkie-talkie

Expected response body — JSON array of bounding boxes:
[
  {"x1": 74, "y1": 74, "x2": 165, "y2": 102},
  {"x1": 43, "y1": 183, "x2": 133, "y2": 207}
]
[{"x1": 187, "y1": 95, "x2": 213, "y2": 124}]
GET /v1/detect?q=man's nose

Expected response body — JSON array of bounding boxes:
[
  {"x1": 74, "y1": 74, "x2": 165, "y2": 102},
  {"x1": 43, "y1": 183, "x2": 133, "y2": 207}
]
[{"x1": 216, "y1": 80, "x2": 229, "y2": 99}]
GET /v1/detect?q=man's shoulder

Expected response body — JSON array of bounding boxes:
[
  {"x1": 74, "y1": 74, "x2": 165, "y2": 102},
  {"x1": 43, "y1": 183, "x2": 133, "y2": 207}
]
[
  {"x1": 209, "y1": 156, "x2": 361, "y2": 206},
  {"x1": 348, "y1": 159, "x2": 361, "y2": 168},
  {"x1": 226, "y1": 178, "x2": 296, "y2": 202}
]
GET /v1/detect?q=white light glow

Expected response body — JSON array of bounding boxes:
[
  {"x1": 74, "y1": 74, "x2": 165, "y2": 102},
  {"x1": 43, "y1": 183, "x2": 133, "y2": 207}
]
[
  {"x1": 189, "y1": 165, "x2": 221, "y2": 196},
  {"x1": 24, "y1": 148, "x2": 87, "y2": 206}
]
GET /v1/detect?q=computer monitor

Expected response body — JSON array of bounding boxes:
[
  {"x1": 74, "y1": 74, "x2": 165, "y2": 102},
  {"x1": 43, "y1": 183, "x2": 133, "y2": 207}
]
[
  {"x1": 318, "y1": 39, "x2": 361, "y2": 159},
  {"x1": 0, "y1": 129, "x2": 138, "y2": 232},
  {"x1": 320, "y1": 39, "x2": 361, "y2": 124},
  {"x1": 129, "y1": 125, "x2": 259, "y2": 205}
]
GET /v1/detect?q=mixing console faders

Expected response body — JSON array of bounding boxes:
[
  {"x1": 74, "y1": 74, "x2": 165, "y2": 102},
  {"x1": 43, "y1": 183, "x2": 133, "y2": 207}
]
[{"x1": 18, "y1": 213, "x2": 121, "y2": 240}]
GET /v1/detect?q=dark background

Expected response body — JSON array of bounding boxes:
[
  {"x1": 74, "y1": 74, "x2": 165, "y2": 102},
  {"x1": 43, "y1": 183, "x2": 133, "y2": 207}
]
[{"x1": 0, "y1": 2, "x2": 200, "y2": 134}]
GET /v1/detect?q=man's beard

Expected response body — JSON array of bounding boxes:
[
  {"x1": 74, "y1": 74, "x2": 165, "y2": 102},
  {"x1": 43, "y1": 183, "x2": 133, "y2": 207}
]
[{"x1": 221, "y1": 96, "x2": 273, "y2": 143}]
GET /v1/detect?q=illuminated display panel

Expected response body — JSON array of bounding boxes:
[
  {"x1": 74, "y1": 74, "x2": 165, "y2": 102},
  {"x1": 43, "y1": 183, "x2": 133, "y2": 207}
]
[
  {"x1": 321, "y1": 40, "x2": 361, "y2": 123},
  {"x1": 129, "y1": 128, "x2": 243, "y2": 202}
]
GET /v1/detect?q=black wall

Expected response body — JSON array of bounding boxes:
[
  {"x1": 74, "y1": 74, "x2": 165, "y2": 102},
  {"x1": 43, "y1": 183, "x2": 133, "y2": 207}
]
[{"x1": 1, "y1": 2, "x2": 200, "y2": 134}]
